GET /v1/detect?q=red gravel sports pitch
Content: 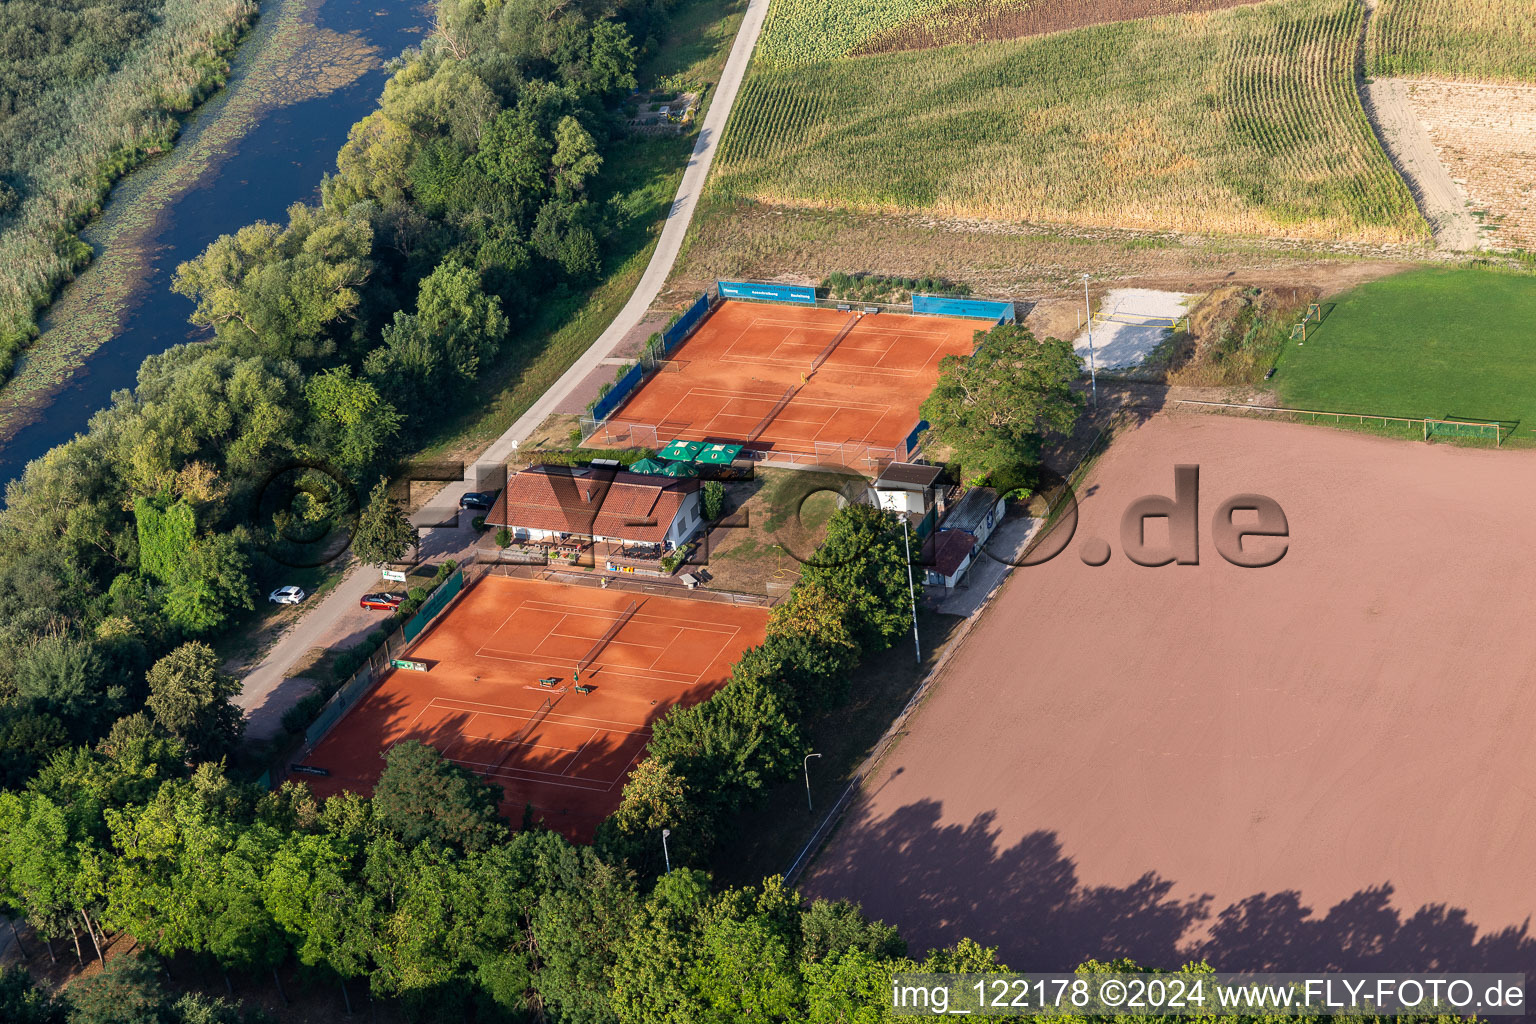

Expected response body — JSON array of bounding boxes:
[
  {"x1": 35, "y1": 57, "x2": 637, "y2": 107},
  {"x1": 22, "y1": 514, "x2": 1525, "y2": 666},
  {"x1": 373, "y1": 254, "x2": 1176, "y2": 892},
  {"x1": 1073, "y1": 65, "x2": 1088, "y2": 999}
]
[
  {"x1": 808, "y1": 413, "x2": 1536, "y2": 973},
  {"x1": 298, "y1": 576, "x2": 767, "y2": 840}
]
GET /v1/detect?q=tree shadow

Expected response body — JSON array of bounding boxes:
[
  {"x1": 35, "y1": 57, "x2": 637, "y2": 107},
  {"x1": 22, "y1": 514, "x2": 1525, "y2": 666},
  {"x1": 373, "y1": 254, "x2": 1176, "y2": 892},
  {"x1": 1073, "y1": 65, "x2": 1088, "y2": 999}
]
[{"x1": 809, "y1": 798, "x2": 1536, "y2": 973}]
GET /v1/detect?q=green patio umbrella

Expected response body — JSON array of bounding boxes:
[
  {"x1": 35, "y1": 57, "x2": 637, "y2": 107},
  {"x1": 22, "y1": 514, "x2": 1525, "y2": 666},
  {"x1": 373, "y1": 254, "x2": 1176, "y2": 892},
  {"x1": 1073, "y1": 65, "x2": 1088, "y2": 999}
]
[
  {"x1": 659, "y1": 439, "x2": 704, "y2": 462},
  {"x1": 693, "y1": 443, "x2": 742, "y2": 465},
  {"x1": 658, "y1": 460, "x2": 699, "y2": 478},
  {"x1": 627, "y1": 457, "x2": 668, "y2": 474}
]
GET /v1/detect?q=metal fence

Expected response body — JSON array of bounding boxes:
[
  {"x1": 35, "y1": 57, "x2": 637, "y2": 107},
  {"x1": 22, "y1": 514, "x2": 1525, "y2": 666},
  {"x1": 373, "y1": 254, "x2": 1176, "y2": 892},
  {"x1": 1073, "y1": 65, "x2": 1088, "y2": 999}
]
[
  {"x1": 1174, "y1": 399, "x2": 1503, "y2": 446},
  {"x1": 295, "y1": 566, "x2": 467, "y2": 760},
  {"x1": 476, "y1": 559, "x2": 776, "y2": 607}
]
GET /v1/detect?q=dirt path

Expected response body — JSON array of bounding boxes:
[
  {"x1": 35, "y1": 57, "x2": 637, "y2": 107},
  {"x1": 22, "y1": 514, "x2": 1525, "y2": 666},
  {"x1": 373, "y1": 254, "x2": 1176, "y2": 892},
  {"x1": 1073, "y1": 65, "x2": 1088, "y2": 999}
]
[
  {"x1": 1363, "y1": 78, "x2": 1482, "y2": 251},
  {"x1": 1354, "y1": 0, "x2": 1481, "y2": 251}
]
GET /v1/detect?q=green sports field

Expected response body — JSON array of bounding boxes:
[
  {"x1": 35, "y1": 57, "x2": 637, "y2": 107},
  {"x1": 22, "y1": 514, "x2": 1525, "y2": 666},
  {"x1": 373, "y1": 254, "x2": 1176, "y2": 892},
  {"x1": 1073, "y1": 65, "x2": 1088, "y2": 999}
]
[{"x1": 1275, "y1": 267, "x2": 1536, "y2": 439}]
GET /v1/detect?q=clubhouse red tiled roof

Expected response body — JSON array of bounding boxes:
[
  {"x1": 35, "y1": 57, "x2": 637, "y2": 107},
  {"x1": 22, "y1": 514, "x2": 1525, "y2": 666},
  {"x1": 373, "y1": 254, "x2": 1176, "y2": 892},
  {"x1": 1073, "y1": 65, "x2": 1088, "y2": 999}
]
[{"x1": 487, "y1": 465, "x2": 698, "y2": 543}]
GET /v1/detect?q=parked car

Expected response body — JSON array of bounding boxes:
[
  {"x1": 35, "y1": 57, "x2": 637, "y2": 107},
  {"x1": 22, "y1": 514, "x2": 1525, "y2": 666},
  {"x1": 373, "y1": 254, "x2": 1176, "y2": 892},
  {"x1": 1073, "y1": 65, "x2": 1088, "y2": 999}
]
[
  {"x1": 459, "y1": 491, "x2": 496, "y2": 511},
  {"x1": 360, "y1": 592, "x2": 406, "y2": 611},
  {"x1": 268, "y1": 586, "x2": 307, "y2": 605}
]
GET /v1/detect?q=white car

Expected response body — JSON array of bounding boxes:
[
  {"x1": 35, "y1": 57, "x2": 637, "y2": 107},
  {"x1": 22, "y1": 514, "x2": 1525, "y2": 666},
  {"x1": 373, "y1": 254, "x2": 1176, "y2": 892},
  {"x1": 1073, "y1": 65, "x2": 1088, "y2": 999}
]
[{"x1": 268, "y1": 586, "x2": 307, "y2": 605}]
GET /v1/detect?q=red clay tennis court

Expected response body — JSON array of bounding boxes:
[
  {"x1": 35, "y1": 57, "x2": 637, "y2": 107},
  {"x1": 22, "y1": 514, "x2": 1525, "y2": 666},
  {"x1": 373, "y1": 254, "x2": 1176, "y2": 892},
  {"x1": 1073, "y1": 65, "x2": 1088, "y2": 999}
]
[
  {"x1": 298, "y1": 576, "x2": 768, "y2": 840},
  {"x1": 594, "y1": 300, "x2": 981, "y2": 458}
]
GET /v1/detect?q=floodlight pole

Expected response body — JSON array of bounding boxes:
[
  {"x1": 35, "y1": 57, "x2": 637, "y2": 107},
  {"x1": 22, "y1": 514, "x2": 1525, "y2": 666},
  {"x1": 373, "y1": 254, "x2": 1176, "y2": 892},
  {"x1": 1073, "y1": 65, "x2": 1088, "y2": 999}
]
[
  {"x1": 803, "y1": 753, "x2": 822, "y2": 811},
  {"x1": 1083, "y1": 273, "x2": 1098, "y2": 409},
  {"x1": 902, "y1": 518, "x2": 921, "y2": 664},
  {"x1": 661, "y1": 828, "x2": 672, "y2": 874}
]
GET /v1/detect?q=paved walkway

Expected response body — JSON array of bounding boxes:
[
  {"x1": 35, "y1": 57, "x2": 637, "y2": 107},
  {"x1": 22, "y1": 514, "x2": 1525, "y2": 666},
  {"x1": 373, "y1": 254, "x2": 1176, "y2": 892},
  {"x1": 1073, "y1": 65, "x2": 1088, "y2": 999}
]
[
  {"x1": 233, "y1": 0, "x2": 772, "y2": 737},
  {"x1": 473, "y1": 0, "x2": 769, "y2": 476}
]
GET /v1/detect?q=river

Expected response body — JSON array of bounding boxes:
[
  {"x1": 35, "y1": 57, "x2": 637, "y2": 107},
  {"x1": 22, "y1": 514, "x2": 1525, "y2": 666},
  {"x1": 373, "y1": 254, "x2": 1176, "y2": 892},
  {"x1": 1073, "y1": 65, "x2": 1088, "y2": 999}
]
[{"x1": 0, "y1": 0, "x2": 430, "y2": 492}]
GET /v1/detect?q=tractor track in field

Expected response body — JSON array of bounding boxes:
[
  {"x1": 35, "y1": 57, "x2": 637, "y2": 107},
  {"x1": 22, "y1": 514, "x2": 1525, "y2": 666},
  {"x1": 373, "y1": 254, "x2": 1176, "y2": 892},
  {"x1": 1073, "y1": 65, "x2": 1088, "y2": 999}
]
[{"x1": 1354, "y1": 0, "x2": 1482, "y2": 251}]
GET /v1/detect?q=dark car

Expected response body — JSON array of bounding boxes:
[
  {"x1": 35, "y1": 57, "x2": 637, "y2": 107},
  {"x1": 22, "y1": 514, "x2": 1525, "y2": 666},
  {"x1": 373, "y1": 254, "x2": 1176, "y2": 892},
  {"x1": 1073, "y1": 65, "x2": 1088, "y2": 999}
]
[
  {"x1": 360, "y1": 592, "x2": 405, "y2": 611},
  {"x1": 459, "y1": 491, "x2": 496, "y2": 511}
]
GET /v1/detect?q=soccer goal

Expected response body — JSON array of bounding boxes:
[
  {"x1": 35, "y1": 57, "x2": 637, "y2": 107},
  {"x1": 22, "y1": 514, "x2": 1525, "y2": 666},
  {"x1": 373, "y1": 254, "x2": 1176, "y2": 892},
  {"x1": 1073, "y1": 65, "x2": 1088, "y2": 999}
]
[
  {"x1": 1290, "y1": 303, "x2": 1323, "y2": 342},
  {"x1": 1423, "y1": 418, "x2": 1501, "y2": 446}
]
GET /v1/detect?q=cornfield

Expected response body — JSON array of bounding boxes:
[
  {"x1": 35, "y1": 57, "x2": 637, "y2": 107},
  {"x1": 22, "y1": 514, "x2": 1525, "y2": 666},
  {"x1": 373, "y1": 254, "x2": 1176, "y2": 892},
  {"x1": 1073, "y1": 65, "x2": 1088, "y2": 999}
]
[
  {"x1": 755, "y1": 0, "x2": 951, "y2": 68},
  {"x1": 1367, "y1": 0, "x2": 1536, "y2": 82},
  {"x1": 0, "y1": 0, "x2": 256, "y2": 381},
  {"x1": 717, "y1": 0, "x2": 1428, "y2": 243},
  {"x1": 857, "y1": 0, "x2": 1264, "y2": 57}
]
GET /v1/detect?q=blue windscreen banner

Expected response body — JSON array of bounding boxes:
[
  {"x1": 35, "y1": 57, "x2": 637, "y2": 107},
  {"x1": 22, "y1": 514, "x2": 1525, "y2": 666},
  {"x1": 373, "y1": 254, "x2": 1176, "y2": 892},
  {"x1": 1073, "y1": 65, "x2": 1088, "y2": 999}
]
[
  {"x1": 663, "y1": 291, "x2": 713, "y2": 353},
  {"x1": 718, "y1": 280, "x2": 815, "y2": 305},
  {"x1": 899, "y1": 419, "x2": 928, "y2": 461},
  {"x1": 913, "y1": 294, "x2": 1016, "y2": 322},
  {"x1": 592, "y1": 361, "x2": 645, "y2": 422}
]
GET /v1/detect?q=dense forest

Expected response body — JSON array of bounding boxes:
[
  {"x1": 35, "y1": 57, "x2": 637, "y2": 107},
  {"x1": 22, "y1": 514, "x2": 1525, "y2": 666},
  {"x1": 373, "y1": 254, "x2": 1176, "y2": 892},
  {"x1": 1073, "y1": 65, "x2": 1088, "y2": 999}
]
[
  {"x1": 0, "y1": 0, "x2": 664, "y2": 789},
  {"x1": 0, "y1": 0, "x2": 257, "y2": 380}
]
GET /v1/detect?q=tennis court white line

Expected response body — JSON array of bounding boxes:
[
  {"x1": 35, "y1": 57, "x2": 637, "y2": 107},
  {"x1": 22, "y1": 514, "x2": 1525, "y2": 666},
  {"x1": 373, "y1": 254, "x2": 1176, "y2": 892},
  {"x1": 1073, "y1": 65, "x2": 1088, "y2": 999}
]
[
  {"x1": 504, "y1": 599, "x2": 747, "y2": 636},
  {"x1": 426, "y1": 695, "x2": 658, "y2": 732},
  {"x1": 470, "y1": 648, "x2": 701, "y2": 685}
]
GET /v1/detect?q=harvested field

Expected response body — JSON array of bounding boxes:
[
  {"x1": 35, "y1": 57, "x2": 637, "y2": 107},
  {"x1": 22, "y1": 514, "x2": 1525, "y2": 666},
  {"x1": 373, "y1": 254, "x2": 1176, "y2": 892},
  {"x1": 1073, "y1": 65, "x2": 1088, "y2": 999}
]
[
  {"x1": 665, "y1": 200, "x2": 1426, "y2": 316},
  {"x1": 716, "y1": 0, "x2": 1427, "y2": 242},
  {"x1": 857, "y1": 0, "x2": 1262, "y2": 56},
  {"x1": 1367, "y1": 0, "x2": 1536, "y2": 83},
  {"x1": 1399, "y1": 80, "x2": 1536, "y2": 252},
  {"x1": 808, "y1": 412, "x2": 1536, "y2": 972}
]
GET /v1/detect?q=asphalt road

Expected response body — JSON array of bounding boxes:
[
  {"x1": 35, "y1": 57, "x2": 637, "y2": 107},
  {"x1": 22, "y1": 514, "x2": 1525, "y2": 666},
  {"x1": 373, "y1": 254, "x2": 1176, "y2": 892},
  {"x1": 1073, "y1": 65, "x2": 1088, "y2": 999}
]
[{"x1": 233, "y1": 0, "x2": 771, "y2": 738}]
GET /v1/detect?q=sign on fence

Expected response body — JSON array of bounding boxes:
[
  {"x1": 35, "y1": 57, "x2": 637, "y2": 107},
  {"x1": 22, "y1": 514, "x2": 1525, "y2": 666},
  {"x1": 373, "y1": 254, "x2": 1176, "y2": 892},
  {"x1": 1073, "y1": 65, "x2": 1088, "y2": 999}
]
[
  {"x1": 718, "y1": 280, "x2": 815, "y2": 305},
  {"x1": 913, "y1": 294, "x2": 1015, "y2": 322}
]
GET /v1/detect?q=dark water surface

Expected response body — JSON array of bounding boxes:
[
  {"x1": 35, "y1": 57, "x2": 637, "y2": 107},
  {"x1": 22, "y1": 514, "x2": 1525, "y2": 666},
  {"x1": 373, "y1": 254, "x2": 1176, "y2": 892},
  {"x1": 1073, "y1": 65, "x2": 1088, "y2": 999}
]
[{"x1": 0, "y1": 0, "x2": 427, "y2": 491}]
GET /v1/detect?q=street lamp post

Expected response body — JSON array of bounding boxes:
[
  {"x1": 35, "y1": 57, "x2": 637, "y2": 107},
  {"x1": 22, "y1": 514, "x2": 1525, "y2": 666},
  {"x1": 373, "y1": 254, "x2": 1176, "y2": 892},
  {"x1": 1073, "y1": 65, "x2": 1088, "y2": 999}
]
[
  {"x1": 1083, "y1": 273, "x2": 1098, "y2": 409},
  {"x1": 661, "y1": 828, "x2": 672, "y2": 874},
  {"x1": 803, "y1": 753, "x2": 822, "y2": 811},
  {"x1": 902, "y1": 518, "x2": 921, "y2": 664}
]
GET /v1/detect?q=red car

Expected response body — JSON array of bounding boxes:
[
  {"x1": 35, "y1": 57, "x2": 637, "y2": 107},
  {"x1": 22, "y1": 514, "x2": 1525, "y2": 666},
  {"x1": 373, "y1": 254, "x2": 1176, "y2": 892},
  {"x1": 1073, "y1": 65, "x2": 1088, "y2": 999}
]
[{"x1": 359, "y1": 592, "x2": 405, "y2": 611}]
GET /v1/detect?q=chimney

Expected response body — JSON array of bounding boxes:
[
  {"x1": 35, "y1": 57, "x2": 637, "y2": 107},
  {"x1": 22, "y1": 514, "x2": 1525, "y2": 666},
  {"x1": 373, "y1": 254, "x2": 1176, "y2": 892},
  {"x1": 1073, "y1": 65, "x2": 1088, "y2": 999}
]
[{"x1": 584, "y1": 487, "x2": 594, "y2": 502}]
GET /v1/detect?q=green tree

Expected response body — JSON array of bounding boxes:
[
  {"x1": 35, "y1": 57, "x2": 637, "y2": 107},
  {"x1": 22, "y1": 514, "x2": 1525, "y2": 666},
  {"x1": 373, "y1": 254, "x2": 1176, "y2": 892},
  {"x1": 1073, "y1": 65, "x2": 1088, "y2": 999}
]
[
  {"x1": 919, "y1": 323, "x2": 1083, "y2": 481},
  {"x1": 646, "y1": 671, "x2": 803, "y2": 818},
  {"x1": 609, "y1": 869, "x2": 712, "y2": 1024},
  {"x1": 0, "y1": 967, "x2": 65, "y2": 1024},
  {"x1": 799, "y1": 504, "x2": 912, "y2": 650},
  {"x1": 171, "y1": 203, "x2": 374, "y2": 361},
  {"x1": 596, "y1": 759, "x2": 711, "y2": 875},
  {"x1": 551, "y1": 116, "x2": 602, "y2": 198},
  {"x1": 701, "y1": 481, "x2": 725, "y2": 521},
  {"x1": 688, "y1": 878, "x2": 805, "y2": 1022},
  {"x1": 372, "y1": 740, "x2": 505, "y2": 852},
  {"x1": 163, "y1": 532, "x2": 254, "y2": 637},
  {"x1": 64, "y1": 952, "x2": 166, "y2": 1024},
  {"x1": 14, "y1": 632, "x2": 120, "y2": 738},
  {"x1": 145, "y1": 643, "x2": 242, "y2": 759},
  {"x1": 528, "y1": 833, "x2": 637, "y2": 1024},
  {"x1": 799, "y1": 899, "x2": 906, "y2": 963},
  {"x1": 304, "y1": 367, "x2": 402, "y2": 479},
  {"x1": 584, "y1": 21, "x2": 638, "y2": 99},
  {"x1": 758, "y1": 579, "x2": 862, "y2": 711},
  {"x1": 351, "y1": 480, "x2": 415, "y2": 566},
  {"x1": 133, "y1": 496, "x2": 196, "y2": 584}
]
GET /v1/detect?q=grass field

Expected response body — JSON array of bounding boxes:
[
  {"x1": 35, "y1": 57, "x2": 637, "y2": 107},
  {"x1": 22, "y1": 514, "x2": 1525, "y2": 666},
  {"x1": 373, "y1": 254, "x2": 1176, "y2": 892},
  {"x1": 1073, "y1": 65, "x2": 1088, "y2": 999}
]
[
  {"x1": 716, "y1": 0, "x2": 1427, "y2": 242},
  {"x1": 1367, "y1": 0, "x2": 1536, "y2": 82},
  {"x1": 1275, "y1": 268, "x2": 1536, "y2": 435}
]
